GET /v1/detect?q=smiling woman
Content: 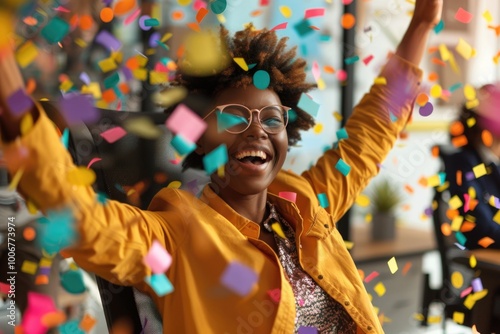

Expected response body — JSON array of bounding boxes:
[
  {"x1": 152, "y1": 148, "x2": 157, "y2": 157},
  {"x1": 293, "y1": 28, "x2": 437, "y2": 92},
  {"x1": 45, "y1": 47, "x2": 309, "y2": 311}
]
[{"x1": 0, "y1": 0, "x2": 442, "y2": 333}]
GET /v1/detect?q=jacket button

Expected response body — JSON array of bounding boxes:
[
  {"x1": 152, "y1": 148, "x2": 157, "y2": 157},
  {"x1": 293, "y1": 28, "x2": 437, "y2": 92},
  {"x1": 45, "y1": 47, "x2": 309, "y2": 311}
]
[
  {"x1": 323, "y1": 224, "x2": 328, "y2": 228},
  {"x1": 344, "y1": 301, "x2": 350, "y2": 306},
  {"x1": 367, "y1": 326, "x2": 372, "y2": 331},
  {"x1": 318, "y1": 275, "x2": 323, "y2": 279}
]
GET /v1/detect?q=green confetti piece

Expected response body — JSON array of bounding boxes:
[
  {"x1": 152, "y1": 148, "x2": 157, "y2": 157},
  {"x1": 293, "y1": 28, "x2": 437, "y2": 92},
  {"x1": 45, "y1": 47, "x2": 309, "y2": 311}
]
[
  {"x1": 335, "y1": 158, "x2": 351, "y2": 176},
  {"x1": 210, "y1": 0, "x2": 227, "y2": 14},
  {"x1": 434, "y1": 19, "x2": 444, "y2": 34},
  {"x1": 317, "y1": 193, "x2": 329, "y2": 208},
  {"x1": 336, "y1": 128, "x2": 348, "y2": 140},
  {"x1": 41, "y1": 17, "x2": 70, "y2": 44},
  {"x1": 294, "y1": 19, "x2": 314, "y2": 37},
  {"x1": 253, "y1": 70, "x2": 271, "y2": 90},
  {"x1": 144, "y1": 18, "x2": 160, "y2": 27},
  {"x1": 344, "y1": 55, "x2": 360, "y2": 65},
  {"x1": 203, "y1": 144, "x2": 228, "y2": 175},
  {"x1": 103, "y1": 72, "x2": 120, "y2": 89},
  {"x1": 171, "y1": 134, "x2": 196, "y2": 155}
]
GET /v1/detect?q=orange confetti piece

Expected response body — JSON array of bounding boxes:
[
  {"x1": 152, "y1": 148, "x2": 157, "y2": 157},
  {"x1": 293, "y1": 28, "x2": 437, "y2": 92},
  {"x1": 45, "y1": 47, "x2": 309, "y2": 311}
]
[
  {"x1": 431, "y1": 57, "x2": 446, "y2": 67},
  {"x1": 125, "y1": 57, "x2": 140, "y2": 70},
  {"x1": 358, "y1": 269, "x2": 365, "y2": 281},
  {"x1": 402, "y1": 261, "x2": 412, "y2": 276},
  {"x1": 441, "y1": 222, "x2": 452, "y2": 236},
  {"x1": 404, "y1": 184, "x2": 414, "y2": 194},
  {"x1": 100, "y1": 7, "x2": 114, "y2": 23},
  {"x1": 119, "y1": 82, "x2": 130, "y2": 95},
  {"x1": 418, "y1": 177, "x2": 428, "y2": 187},
  {"x1": 450, "y1": 121, "x2": 464, "y2": 136},
  {"x1": 323, "y1": 65, "x2": 335, "y2": 74},
  {"x1": 102, "y1": 88, "x2": 117, "y2": 103},
  {"x1": 41, "y1": 311, "x2": 67, "y2": 328},
  {"x1": 428, "y1": 72, "x2": 439, "y2": 81},
  {"x1": 79, "y1": 14, "x2": 94, "y2": 30},
  {"x1": 416, "y1": 93, "x2": 429, "y2": 106},
  {"x1": 478, "y1": 236, "x2": 495, "y2": 248},
  {"x1": 172, "y1": 10, "x2": 184, "y2": 21},
  {"x1": 196, "y1": 7, "x2": 209, "y2": 23},
  {"x1": 25, "y1": 78, "x2": 37, "y2": 95},
  {"x1": 451, "y1": 135, "x2": 468, "y2": 148},
  {"x1": 460, "y1": 221, "x2": 476, "y2": 232},
  {"x1": 428, "y1": 46, "x2": 439, "y2": 54},
  {"x1": 341, "y1": 13, "x2": 356, "y2": 29},
  {"x1": 446, "y1": 209, "x2": 459, "y2": 220},
  {"x1": 35, "y1": 275, "x2": 49, "y2": 285},
  {"x1": 113, "y1": 0, "x2": 137, "y2": 16},
  {"x1": 431, "y1": 146, "x2": 440, "y2": 158},
  {"x1": 80, "y1": 314, "x2": 97, "y2": 332},
  {"x1": 456, "y1": 170, "x2": 462, "y2": 186},
  {"x1": 481, "y1": 130, "x2": 493, "y2": 147},
  {"x1": 469, "y1": 198, "x2": 478, "y2": 211},
  {"x1": 23, "y1": 226, "x2": 36, "y2": 241},
  {"x1": 250, "y1": 9, "x2": 263, "y2": 17},
  {"x1": 186, "y1": 22, "x2": 200, "y2": 32}
]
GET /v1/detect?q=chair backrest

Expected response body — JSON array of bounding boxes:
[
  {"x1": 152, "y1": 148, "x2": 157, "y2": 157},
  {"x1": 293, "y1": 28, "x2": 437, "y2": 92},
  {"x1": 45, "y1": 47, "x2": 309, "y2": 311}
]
[{"x1": 42, "y1": 101, "x2": 209, "y2": 331}]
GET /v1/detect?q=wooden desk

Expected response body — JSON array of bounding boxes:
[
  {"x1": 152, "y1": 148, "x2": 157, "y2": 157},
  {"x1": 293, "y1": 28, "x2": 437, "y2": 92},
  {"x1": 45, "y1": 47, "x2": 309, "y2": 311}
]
[
  {"x1": 349, "y1": 224, "x2": 436, "y2": 333},
  {"x1": 350, "y1": 224, "x2": 437, "y2": 264}
]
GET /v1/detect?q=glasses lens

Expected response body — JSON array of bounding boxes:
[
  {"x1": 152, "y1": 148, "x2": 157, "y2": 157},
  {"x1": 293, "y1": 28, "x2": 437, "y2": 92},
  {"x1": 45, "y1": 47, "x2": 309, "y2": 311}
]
[
  {"x1": 219, "y1": 105, "x2": 250, "y2": 133},
  {"x1": 260, "y1": 106, "x2": 287, "y2": 134}
]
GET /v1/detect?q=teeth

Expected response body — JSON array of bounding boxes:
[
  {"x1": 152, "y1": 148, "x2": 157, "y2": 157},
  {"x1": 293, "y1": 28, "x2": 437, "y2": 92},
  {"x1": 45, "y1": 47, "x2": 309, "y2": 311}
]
[{"x1": 235, "y1": 150, "x2": 267, "y2": 160}]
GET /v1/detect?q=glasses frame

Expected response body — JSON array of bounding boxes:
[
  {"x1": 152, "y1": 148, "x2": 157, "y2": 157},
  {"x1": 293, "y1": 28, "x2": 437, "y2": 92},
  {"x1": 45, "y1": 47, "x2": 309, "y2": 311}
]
[{"x1": 203, "y1": 104, "x2": 291, "y2": 134}]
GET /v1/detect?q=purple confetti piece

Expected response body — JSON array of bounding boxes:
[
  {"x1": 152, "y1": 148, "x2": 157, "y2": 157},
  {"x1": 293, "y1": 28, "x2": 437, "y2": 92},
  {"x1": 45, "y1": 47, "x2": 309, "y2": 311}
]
[
  {"x1": 419, "y1": 102, "x2": 434, "y2": 117},
  {"x1": 298, "y1": 327, "x2": 318, "y2": 334},
  {"x1": 95, "y1": 30, "x2": 122, "y2": 51},
  {"x1": 149, "y1": 31, "x2": 161, "y2": 48},
  {"x1": 79, "y1": 72, "x2": 91, "y2": 85},
  {"x1": 122, "y1": 67, "x2": 133, "y2": 81},
  {"x1": 139, "y1": 15, "x2": 152, "y2": 31},
  {"x1": 6, "y1": 89, "x2": 34, "y2": 116},
  {"x1": 465, "y1": 171, "x2": 475, "y2": 181},
  {"x1": 59, "y1": 93, "x2": 99, "y2": 125},
  {"x1": 220, "y1": 261, "x2": 258, "y2": 296},
  {"x1": 471, "y1": 277, "x2": 483, "y2": 292},
  {"x1": 38, "y1": 266, "x2": 52, "y2": 276},
  {"x1": 424, "y1": 207, "x2": 433, "y2": 217}
]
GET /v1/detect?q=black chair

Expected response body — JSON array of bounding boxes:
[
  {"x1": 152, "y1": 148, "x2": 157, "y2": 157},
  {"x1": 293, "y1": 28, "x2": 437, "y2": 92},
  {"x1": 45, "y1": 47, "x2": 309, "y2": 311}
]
[
  {"x1": 420, "y1": 145, "x2": 473, "y2": 329},
  {"x1": 42, "y1": 101, "x2": 208, "y2": 332}
]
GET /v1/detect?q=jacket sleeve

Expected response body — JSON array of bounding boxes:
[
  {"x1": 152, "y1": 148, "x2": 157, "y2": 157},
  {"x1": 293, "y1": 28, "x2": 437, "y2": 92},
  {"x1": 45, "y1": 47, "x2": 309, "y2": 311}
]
[
  {"x1": 0, "y1": 105, "x2": 186, "y2": 286},
  {"x1": 301, "y1": 55, "x2": 422, "y2": 221}
]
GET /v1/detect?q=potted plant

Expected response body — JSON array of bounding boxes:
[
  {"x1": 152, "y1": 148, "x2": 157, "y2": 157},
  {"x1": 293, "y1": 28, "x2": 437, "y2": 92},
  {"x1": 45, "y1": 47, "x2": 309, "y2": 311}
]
[{"x1": 367, "y1": 178, "x2": 404, "y2": 241}]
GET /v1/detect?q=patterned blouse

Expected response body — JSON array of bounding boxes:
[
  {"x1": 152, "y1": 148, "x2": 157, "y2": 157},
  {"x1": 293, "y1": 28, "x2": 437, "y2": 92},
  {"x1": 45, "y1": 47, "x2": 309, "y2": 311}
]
[{"x1": 262, "y1": 203, "x2": 356, "y2": 334}]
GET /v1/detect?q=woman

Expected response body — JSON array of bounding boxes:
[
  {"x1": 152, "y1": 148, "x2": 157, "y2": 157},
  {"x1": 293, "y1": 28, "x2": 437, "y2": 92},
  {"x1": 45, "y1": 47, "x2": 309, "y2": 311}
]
[{"x1": 0, "y1": 0, "x2": 442, "y2": 332}]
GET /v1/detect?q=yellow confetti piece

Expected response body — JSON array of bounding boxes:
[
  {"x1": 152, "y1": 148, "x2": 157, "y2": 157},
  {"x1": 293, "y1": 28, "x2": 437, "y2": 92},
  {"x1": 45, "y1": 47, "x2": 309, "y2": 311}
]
[
  {"x1": 439, "y1": 44, "x2": 451, "y2": 61},
  {"x1": 66, "y1": 167, "x2": 96, "y2": 186},
  {"x1": 0, "y1": 10, "x2": 14, "y2": 48},
  {"x1": 456, "y1": 38, "x2": 473, "y2": 60},
  {"x1": 466, "y1": 117, "x2": 476, "y2": 128},
  {"x1": 451, "y1": 215, "x2": 464, "y2": 231},
  {"x1": 26, "y1": 199, "x2": 38, "y2": 214},
  {"x1": 387, "y1": 257, "x2": 398, "y2": 274},
  {"x1": 430, "y1": 84, "x2": 442, "y2": 98},
  {"x1": 217, "y1": 165, "x2": 225, "y2": 178},
  {"x1": 167, "y1": 181, "x2": 182, "y2": 189},
  {"x1": 316, "y1": 77, "x2": 326, "y2": 90},
  {"x1": 374, "y1": 77, "x2": 387, "y2": 85},
  {"x1": 333, "y1": 112, "x2": 342, "y2": 122},
  {"x1": 216, "y1": 13, "x2": 226, "y2": 23},
  {"x1": 15, "y1": 40, "x2": 39, "y2": 68},
  {"x1": 355, "y1": 194, "x2": 370, "y2": 207},
  {"x1": 271, "y1": 222, "x2": 286, "y2": 239},
  {"x1": 483, "y1": 10, "x2": 493, "y2": 23},
  {"x1": 20, "y1": 112, "x2": 34, "y2": 136},
  {"x1": 469, "y1": 254, "x2": 477, "y2": 268},
  {"x1": 492, "y1": 210, "x2": 500, "y2": 224},
  {"x1": 428, "y1": 315, "x2": 442, "y2": 324},
  {"x1": 233, "y1": 57, "x2": 249, "y2": 71},
  {"x1": 344, "y1": 240, "x2": 354, "y2": 250},
  {"x1": 313, "y1": 123, "x2": 323, "y2": 134},
  {"x1": 81, "y1": 82, "x2": 102, "y2": 100},
  {"x1": 279, "y1": 5, "x2": 292, "y2": 18},
  {"x1": 465, "y1": 99, "x2": 479, "y2": 109},
  {"x1": 98, "y1": 57, "x2": 118, "y2": 73},
  {"x1": 59, "y1": 80, "x2": 74, "y2": 93},
  {"x1": 463, "y1": 84, "x2": 476, "y2": 100},
  {"x1": 451, "y1": 271, "x2": 464, "y2": 288},
  {"x1": 149, "y1": 71, "x2": 168, "y2": 85},
  {"x1": 448, "y1": 195, "x2": 463, "y2": 210},
  {"x1": 21, "y1": 260, "x2": 38, "y2": 275},
  {"x1": 132, "y1": 68, "x2": 148, "y2": 81},
  {"x1": 472, "y1": 163, "x2": 487, "y2": 178},
  {"x1": 365, "y1": 213, "x2": 372, "y2": 223},
  {"x1": 374, "y1": 282, "x2": 386, "y2": 297},
  {"x1": 40, "y1": 258, "x2": 52, "y2": 267},
  {"x1": 8, "y1": 168, "x2": 24, "y2": 191},
  {"x1": 427, "y1": 174, "x2": 441, "y2": 187},
  {"x1": 453, "y1": 311, "x2": 464, "y2": 324}
]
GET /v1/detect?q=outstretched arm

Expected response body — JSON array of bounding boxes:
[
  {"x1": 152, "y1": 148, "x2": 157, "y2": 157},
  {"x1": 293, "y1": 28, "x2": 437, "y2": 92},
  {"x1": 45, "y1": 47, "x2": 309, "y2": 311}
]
[{"x1": 395, "y1": 0, "x2": 443, "y2": 66}]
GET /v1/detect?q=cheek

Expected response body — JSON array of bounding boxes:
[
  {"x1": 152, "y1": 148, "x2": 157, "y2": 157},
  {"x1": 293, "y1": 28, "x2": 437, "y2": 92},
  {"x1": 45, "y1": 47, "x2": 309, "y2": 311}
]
[{"x1": 199, "y1": 129, "x2": 235, "y2": 154}]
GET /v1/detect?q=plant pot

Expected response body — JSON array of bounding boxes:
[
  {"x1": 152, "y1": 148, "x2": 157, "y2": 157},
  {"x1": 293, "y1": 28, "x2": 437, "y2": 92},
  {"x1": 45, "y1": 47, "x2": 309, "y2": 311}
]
[{"x1": 371, "y1": 212, "x2": 396, "y2": 241}]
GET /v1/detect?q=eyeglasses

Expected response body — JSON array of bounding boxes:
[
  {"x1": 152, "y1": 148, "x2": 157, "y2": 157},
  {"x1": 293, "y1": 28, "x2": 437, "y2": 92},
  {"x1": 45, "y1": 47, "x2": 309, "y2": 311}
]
[{"x1": 203, "y1": 104, "x2": 291, "y2": 134}]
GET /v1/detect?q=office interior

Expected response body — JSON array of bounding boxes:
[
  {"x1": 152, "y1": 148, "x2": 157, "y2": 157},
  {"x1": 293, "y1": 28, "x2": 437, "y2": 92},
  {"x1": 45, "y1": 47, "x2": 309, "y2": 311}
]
[{"x1": 1, "y1": 0, "x2": 500, "y2": 333}]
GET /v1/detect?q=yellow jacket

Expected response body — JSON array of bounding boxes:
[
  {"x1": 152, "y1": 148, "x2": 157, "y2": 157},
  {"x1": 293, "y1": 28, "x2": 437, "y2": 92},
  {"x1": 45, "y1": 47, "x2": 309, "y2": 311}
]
[{"x1": 2, "y1": 55, "x2": 421, "y2": 334}]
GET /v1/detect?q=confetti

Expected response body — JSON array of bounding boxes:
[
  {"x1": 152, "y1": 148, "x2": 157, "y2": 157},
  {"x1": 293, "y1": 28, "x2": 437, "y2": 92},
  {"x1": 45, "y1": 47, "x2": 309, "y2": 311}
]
[
  {"x1": 144, "y1": 240, "x2": 172, "y2": 274},
  {"x1": 279, "y1": 6, "x2": 292, "y2": 18},
  {"x1": 341, "y1": 13, "x2": 355, "y2": 29},
  {"x1": 220, "y1": 261, "x2": 258, "y2": 296},
  {"x1": 451, "y1": 271, "x2": 464, "y2": 288},
  {"x1": 304, "y1": 8, "x2": 325, "y2": 19},
  {"x1": 455, "y1": 7, "x2": 473, "y2": 24},
  {"x1": 66, "y1": 167, "x2": 96, "y2": 187},
  {"x1": 471, "y1": 277, "x2": 483, "y2": 292},
  {"x1": 317, "y1": 193, "x2": 329, "y2": 208},
  {"x1": 419, "y1": 102, "x2": 434, "y2": 117},
  {"x1": 453, "y1": 311, "x2": 465, "y2": 324},
  {"x1": 146, "y1": 273, "x2": 174, "y2": 296},
  {"x1": 387, "y1": 257, "x2": 398, "y2": 274},
  {"x1": 374, "y1": 282, "x2": 386, "y2": 297},
  {"x1": 253, "y1": 70, "x2": 271, "y2": 90},
  {"x1": 41, "y1": 17, "x2": 70, "y2": 44},
  {"x1": 279, "y1": 192, "x2": 297, "y2": 203},
  {"x1": 100, "y1": 126, "x2": 127, "y2": 144},
  {"x1": 297, "y1": 93, "x2": 320, "y2": 117},
  {"x1": 364, "y1": 271, "x2": 379, "y2": 283},
  {"x1": 335, "y1": 158, "x2": 351, "y2": 176},
  {"x1": 6, "y1": 89, "x2": 33, "y2": 116},
  {"x1": 171, "y1": 134, "x2": 196, "y2": 155},
  {"x1": 478, "y1": 236, "x2": 494, "y2": 248},
  {"x1": 298, "y1": 326, "x2": 318, "y2": 334},
  {"x1": 60, "y1": 268, "x2": 86, "y2": 294},
  {"x1": 21, "y1": 292, "x2": 58, "y2": 334},
  {"x1": 166, "y1": 104, "x2": 207, "y2": 143},
  {"x1": 203, "y1": 144, "x2": 228, "y2": 175}
]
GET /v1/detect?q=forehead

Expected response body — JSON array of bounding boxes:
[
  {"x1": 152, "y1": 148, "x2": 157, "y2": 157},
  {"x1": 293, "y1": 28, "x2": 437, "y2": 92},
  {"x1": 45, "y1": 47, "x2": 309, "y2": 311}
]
[{"x1": 214, "y1": 85, "x2": 282, "y2": 108}]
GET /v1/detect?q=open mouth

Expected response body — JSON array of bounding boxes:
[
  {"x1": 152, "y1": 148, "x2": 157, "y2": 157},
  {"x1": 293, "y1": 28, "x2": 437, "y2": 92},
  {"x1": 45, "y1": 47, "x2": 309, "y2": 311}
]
[{"x1": 234, "y1": 150, "x2": 270, "y2": 165}]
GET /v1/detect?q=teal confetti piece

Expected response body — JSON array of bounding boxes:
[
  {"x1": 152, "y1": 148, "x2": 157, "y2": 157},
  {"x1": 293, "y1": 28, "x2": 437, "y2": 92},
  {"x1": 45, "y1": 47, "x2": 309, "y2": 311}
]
[
  {"x1": 104, "y1": 72, "x2": 120, "y2": 89},
  {"x1": 217, "y1": 110, "x2": 247, "y2": 132},
  {"x1": 59, "y1": 319, "x2": 85, "y2": 334},
  {"x1": 60, "y1": 269, "x2": 86, "y2": 294},
  {"x1": 253, "y1": 70, "x2": 271, "y2": 90},
  {"x1": 39, "y1": 208, "x2": 76, "y2": 255},
  {"x1": 288, "y1": 109, "x2": 298, "y2": 123},
  {"x1": 171, "y1": 134, "x2": 196, "y2": 155},
  {"x1": 297, "y1": 93, "x2": 320, "y2": 118},
  {"x1": 144, "y1": 18, "x2": 160, "y2": 27},
  {"x1": 210, "y1": 0, "x2": 227, "y2": 14},
  {"x1": 96, "y1": 192, "x2": 108, "y2": 204},
  {"x1": 335, "y1": 158, "x2": 351, "y2": 176},
  {"x1": 449, "y1": 83, "x2": 463, "y2": 93},
  {"x1": 146, "y1": 273, "x2": 174, "y2": 296},
  {"x1": 336, "y1": 128, "x2": 348, "y2": 140},
  {"x1": 438, "y1": 171, "x2": 446, "y2": 185},
  {"x1": 317, "y1": 193, "x2": 329, "y2": 208},
  {"x1": 389, "y1": 111, "x2": 398, "y2": 122},
  {"x1": 300, "y1": 44, "x2": 308, "y2": 56},
  {"x1": 203, "y1": 144, "x2": 228, "y2": 175},
  {"x1": 434, "y1": 19, "x2": 444, "y2": 34},
  {"x1": 455, "y1": 231, "x2": 466, "y2": 246},
  {"x1": 61, "y1": 128, "x2": 69, "y2": 149},
  {"x1": 344, "y1": 56, "x2": 360, "y2": 65},
  {"x1": 248, "y1": 63, "x2": 257, "y2": 70},
  {"x1": 319, "y1": 34, "x2": 331, "y2": 42},
  {"x1": 41, "y1": 17, "x2": 70, "y2": 44},
  {"x1": 294, "y1": 19, "x2": 314, "y2": 37}
]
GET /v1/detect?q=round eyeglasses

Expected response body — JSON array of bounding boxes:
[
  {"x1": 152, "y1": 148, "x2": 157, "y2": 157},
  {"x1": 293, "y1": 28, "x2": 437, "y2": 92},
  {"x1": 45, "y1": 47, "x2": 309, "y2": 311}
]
[{"x1": 203, "y1": 104, "x2": 291, "y2": 134}]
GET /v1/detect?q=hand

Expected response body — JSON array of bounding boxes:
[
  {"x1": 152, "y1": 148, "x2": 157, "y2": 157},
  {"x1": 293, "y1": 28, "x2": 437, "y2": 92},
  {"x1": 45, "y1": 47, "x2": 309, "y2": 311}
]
[{"x1": 412, "y1": 0, "x2": 443, "y2": 28}]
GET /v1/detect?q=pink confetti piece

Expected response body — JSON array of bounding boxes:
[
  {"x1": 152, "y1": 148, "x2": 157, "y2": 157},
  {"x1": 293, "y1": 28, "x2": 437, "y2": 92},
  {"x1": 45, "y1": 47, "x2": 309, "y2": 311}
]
[
  {"x1": 279, "y1": 191, "x2": 297, "y2": 203},
  {"x1": 53, "y1": 6, "x2": 71, "y2": 13},
  {"x1": 463, "y1": 193, "x2": 470, "y2": 212},
  {"x1": 100, "y1": 126, "x2": 127, "y2": 143},
  {"x1": 193, "y1": 0, "x2": 207, "y2": 10},
  {"x1": 364, "y1": 271, "x2": 379, "y2": 283},
  {"x1": 144, "y1": 240, "x2": 172, "y2": 274},
  {"x1": 165, "y1": 104, "x2": 207, "y2": 143},
  {"x1": 305, "y1": 8, "x2": 325, "y2": 19},
  {"x1": 267, "y1": 288, "x2": 281, "y2": 303},
  {"x1": 336, "y1": 69, "x2": 347, "y2": 81},
  {"x1": 125, "y1": 7, "x2": 142, "y2": 25},
  {"x1": 455, "y1": 7, "x2": 473, "y2": 24},
  {"x1": 311, "y1": 61, "x2": 321, "y2": 82},
  {"x1": 460, "y1": 286, "x2": 473, "y2": 298},
  {"x1": 362, "y1": 55, "x2": 374, "y2": 65},
  {"x1": 271, "y1": 22, "x2": 288, "y2": 31},
  {"x1": 86, "y1": 157, "x2": 102, "y2": 169}
]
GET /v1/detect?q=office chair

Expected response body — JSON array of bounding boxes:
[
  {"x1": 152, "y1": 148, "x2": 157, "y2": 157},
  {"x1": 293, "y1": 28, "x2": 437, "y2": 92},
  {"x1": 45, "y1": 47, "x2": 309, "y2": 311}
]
[
  {"x1": 41, "y1": 100, "x2": 208, "y2": 332},
  {"x1": 420, "y1": 145, "x2": 473, "y2": 329}
]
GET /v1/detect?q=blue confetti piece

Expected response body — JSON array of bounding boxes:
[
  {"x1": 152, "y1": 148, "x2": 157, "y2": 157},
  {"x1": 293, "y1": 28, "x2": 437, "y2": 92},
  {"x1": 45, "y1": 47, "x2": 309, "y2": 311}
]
[
  {"x1": 297, "y1": 93, "x2": 320, "y2": 118},
  {"x1": 335, "y1": 158, "x2": 351, "y2": 176},
  {"x1": 344, "y1": 55, "x2": 360, "y2": 65},
  {"x1": 146, "y1": 274, "x2": 174, "y2": 297},
  {"x1": 253, "y1": 70, "x2": 271, "y2": 90},
  {"x1": 317, "y1": 193, "x2": 329, "y2": 208},
  {"x1": 203, "y1": 144, "x2": 228, "y2": 175},
  {"x1": 434, "y1": 19, "x2": 444, "y2": 34},
  {"x1": 220, "y1": 261, "x2": 258, "y2": 296},
  {"x1": 336, "y1": 128, "x2": 348, "y2": 140},
  {"x1": 171, "y1": 134, "x2": 196, "y2": 156},
  {"x1": 61, "y1": 128, "x2": 69, "y2": 149},
  {"x1": 217, "y1": 110, "x2": 248, "y2": 132}
]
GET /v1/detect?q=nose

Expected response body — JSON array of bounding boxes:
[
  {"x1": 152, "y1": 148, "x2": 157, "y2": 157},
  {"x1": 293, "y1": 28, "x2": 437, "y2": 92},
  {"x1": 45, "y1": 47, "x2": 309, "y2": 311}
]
[{"x1": 243, "y1": 111, "x2": 268, "y2": 139}]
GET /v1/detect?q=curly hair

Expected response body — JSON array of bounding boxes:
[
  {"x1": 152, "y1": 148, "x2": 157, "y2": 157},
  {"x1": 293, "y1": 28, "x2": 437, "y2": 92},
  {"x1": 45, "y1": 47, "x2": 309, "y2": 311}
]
[{"x1": 169, "y1": 25, "x2": 316, "y2": 171}]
